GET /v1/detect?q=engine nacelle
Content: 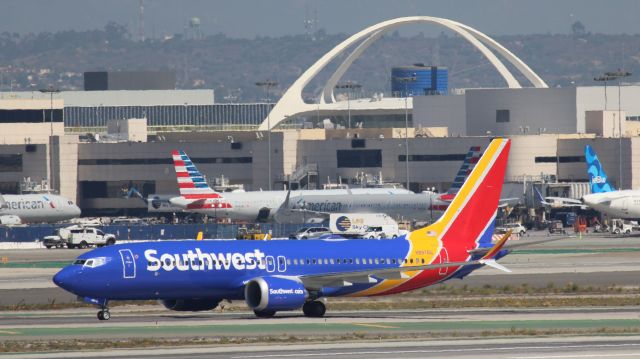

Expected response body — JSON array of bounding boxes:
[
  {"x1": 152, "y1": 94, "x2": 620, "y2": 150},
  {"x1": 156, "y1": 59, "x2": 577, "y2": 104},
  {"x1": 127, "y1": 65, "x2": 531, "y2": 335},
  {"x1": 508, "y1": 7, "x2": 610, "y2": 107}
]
[
  {"x1": 245, "y1": 276, "x2": 307, "y2": 312},
  {"x1": 160, "y1": 298, "x2": 220, "y2": 312}
]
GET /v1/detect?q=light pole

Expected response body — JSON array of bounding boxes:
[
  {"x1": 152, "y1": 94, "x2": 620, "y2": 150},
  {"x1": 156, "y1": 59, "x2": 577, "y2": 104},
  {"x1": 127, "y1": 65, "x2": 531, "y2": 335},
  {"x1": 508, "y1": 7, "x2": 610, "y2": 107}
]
[
  {"x1": 256, "y1": 80, "x2": 277, "y2": 190},
  {"x1": 597, "y1": 70, "x2": 632, "y2": 188},
  {"x1": 335, "y1": 81, "x2": 361, "y2": 128},
  {"x1": 394, "y1": 75, "x2": 416, "y2": 191},
  {"x1": 39, "y1": 86, "x2": 60, "y2": 137}
]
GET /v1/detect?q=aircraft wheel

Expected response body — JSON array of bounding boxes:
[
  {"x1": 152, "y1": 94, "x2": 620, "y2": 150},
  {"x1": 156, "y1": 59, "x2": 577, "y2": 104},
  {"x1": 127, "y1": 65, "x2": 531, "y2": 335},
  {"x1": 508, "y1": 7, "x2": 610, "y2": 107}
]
[
  {"x1": 97, "y1": 310, "x2": 110, "y2": 321},
  {"x1": 302, "y1": 300, "x2": 326, "y2": 318},
  {"x1": 253, "y1": 309, "x2": 276, "y2": 318}
]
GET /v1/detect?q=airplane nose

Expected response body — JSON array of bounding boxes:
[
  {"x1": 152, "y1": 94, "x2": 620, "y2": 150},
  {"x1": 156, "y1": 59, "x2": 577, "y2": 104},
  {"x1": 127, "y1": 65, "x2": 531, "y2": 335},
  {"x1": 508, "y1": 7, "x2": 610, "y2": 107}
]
[
  {"x1": 53, "y1": 266, "x2": 78, "y2": 293},
  {"x1": 73, "y1": 205, "x2": 82, "y2": 217}
]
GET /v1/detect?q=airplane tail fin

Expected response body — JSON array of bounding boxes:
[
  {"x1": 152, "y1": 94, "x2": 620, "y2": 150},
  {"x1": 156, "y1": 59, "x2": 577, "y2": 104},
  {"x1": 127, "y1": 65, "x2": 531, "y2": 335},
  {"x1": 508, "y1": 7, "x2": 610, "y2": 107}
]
[
  {"x1": 172, "y1": 150, "x2": 222, "y2": 199},
  {"x1": 533, "y1": 187, "x2": 546, "y2": 205},
  {"x1": 412, "y1": 138, "x2": 510, "y2": 257},
  {"x1": 446, "y1": 146, "x2": 482, "y2": 195},
  {"x1": 385, "y1": 139, "x2": 510, "y2": 294},
  {"x1": 584, "y1": 145, "x2": 615, "y2": 193}
]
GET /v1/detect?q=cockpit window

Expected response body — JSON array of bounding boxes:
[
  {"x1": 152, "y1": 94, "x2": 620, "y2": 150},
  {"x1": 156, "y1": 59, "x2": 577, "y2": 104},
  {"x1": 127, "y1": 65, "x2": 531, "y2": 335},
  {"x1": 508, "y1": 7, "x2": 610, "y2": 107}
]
[
  {"x1": 82, "y1": 257, "x2": 108, "y2": 268},
  {"x1": 73, "y1": 259, "x2": 86, "y2": 265}
]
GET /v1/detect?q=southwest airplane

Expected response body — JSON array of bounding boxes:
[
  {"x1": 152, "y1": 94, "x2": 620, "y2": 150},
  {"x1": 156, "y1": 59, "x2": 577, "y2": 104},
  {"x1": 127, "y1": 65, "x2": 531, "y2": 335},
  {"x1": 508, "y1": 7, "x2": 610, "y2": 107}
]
[
  {"x1": 53, "y1": 138, "x2": 515, "y2": 321},
  {"x1": 0, "y1": 193, "x2": 81, "y2": 224},
  {"x1": 581, "y1": 144, "x2": 640, "y2": 218},
  {"x1": 169, "y1": 147, "x2": 481, "y2": 223}
]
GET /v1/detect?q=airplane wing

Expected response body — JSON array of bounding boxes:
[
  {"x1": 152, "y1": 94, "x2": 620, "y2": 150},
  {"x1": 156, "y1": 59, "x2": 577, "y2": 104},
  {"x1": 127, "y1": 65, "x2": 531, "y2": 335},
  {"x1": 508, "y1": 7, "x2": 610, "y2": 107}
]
[
  {"x1": 300, "y1": 231, "x2": 512, "y2": 290},
  {"x1": 273, "y1": 191, "x2": 330, "y2": 223}
]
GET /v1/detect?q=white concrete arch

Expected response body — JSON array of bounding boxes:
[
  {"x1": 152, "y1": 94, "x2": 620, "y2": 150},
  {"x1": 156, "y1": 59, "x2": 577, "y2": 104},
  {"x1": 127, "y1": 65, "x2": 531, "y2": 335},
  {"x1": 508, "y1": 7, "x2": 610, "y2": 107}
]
[{"x1": 259, "y1": 16, "x2": 547, "y2": 130}]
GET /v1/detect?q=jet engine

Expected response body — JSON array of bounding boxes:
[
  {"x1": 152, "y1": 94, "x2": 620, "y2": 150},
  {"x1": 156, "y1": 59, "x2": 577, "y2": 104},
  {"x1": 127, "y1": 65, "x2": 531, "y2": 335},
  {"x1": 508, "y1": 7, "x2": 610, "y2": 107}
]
[
  {"x1": 245, "y1": 276, "x2": 307, "y2": 312},
  {"x1": 160, "y1": 298, "x2": 220, "y2": 312}
]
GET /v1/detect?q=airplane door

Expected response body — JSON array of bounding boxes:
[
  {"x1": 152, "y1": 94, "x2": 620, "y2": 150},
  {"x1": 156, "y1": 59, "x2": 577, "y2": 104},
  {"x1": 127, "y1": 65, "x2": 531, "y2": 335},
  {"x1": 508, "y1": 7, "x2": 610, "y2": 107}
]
[
  {"x1": 266, "y1": 255, "x2": 276, "y2": 273},
  {"x1": 621, "y1": 198, "x2": 629, "y2": 214},
  {"x1": 277, "y1": 255, "x2": 286, "y2": 272},
  {"x1": 119, "y1": 249, "x2": 136, "y2": 279}
]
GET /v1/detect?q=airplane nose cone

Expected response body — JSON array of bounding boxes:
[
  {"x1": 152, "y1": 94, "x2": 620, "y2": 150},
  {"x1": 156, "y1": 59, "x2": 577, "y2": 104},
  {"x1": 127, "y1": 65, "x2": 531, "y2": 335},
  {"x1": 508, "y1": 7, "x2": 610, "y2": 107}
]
[
  {"x1": 53, "y1": 266, "x2": 77, "y2": 293},
  {"x1": 73, "y1": 205, "x2": 82, "y2": 217}
]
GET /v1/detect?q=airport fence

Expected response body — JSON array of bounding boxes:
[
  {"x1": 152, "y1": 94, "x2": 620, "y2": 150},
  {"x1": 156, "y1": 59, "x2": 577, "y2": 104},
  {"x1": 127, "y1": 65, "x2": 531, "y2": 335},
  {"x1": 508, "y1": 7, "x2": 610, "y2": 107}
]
[{"x1": 0, "y1": 223, "x2": 310, "y2": 243}]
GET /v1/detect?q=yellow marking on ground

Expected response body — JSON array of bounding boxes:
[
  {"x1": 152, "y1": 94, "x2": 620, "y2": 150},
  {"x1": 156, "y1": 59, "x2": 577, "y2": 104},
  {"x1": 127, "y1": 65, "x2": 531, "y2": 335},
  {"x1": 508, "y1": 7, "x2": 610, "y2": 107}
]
[
  {"x1": 352, "y1": 323, "x2": 398, "y2": 329},
  {"x1": 0, "y1": 330, "x2": 20, "y2": 335}
]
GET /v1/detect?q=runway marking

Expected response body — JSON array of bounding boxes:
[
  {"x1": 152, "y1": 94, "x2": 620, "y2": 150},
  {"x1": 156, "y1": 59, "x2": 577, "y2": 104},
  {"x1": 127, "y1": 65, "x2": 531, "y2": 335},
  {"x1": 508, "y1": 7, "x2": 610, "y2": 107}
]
[
  {"x1": 351, "y1": 322, "x2": 398, "y2": 329},
  {"x1": 512, "y1": 354, "x2": 640, "y2": 359},
  {"x1": 232, "y1": 343, "x2": 640, "y2": 359}
]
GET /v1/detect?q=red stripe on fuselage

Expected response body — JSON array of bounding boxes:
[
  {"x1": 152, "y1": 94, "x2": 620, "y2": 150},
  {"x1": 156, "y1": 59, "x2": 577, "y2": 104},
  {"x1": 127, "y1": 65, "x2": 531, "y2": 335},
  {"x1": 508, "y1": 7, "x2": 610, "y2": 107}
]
[
  {"x1": 378, "y1": 142, "x2": 510, "y2": 295},
  {"x1": 183, "y1": 193, "x2": 222, "y2": 199}
]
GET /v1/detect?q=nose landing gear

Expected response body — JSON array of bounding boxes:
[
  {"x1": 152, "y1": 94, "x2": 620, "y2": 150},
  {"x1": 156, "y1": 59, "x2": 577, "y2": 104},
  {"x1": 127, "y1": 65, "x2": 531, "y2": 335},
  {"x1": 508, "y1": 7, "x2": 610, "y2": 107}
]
[{"x1": 97, "y1": 309, "x2": 111, "y2": 320}]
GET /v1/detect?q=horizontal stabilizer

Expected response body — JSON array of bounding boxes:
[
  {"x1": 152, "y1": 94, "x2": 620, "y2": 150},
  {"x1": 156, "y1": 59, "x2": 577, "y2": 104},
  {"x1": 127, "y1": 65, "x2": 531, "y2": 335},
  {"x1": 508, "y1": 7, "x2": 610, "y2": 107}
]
[{"x1": 479, "y1": 259, "x2": 511, "y2": 273}]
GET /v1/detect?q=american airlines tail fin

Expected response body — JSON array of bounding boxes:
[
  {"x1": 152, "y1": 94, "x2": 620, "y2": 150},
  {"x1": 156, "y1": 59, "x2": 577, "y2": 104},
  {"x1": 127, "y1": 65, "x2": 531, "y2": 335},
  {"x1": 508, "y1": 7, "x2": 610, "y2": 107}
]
[
  {"x1": 172, "y1": 150, "x2": 222, "y2": 199},
  {"x1": 446, "y1": 146, "x2": 482, "y2": 195},
  {"x1": 584, "y1": 145, "x2": 615, "y2": 193}
]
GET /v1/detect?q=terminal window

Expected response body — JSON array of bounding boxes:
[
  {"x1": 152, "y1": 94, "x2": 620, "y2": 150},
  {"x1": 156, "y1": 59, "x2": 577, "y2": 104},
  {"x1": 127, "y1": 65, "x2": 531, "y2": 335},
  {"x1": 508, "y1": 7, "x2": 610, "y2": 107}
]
[
  {"x1": 496, "y1": 109, "x2": 510, "y2": 123},
  {"x1": 337, "y1": 150, "x2": 382, "y2": 168},
  {"x1": 0, "y1": 154, "x2": 22, "y2": 172}
]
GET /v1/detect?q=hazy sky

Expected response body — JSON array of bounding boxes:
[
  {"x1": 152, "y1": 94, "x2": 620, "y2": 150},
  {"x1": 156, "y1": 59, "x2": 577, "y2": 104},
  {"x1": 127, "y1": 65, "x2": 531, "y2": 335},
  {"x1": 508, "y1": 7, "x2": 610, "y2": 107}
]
[{"x1": 2, "y1": 0, "x2": 639, "y2": 38}]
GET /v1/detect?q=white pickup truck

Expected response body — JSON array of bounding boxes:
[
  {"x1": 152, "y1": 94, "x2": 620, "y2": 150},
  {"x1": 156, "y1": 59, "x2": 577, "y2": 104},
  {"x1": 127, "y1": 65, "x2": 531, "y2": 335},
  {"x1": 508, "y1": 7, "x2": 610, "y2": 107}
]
[{"x1": 43, "y1": 225, "x2": 116, "y2": 249}]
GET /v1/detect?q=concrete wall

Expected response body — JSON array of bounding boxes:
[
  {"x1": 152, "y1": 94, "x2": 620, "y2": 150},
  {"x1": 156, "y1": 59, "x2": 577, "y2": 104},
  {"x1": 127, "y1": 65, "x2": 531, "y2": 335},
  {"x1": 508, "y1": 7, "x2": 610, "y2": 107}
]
[
  {"x1": 413, "y1": 94, "x2": 466, "y2": 136},
  {"x1": 559, "y1": 138, "x2": 632, "y2": 189},
  {"x1": 576, "y1": 86, "x2": 640, "y2": 133},
  {"x1": 466, "y1": 88, "x2": 577, "y2": 136}
]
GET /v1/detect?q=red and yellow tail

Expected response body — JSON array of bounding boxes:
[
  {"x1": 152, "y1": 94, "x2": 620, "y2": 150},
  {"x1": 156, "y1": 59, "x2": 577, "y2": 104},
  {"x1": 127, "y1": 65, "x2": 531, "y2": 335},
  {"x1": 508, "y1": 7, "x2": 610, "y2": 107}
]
[{"x1": 373, "y1": 138, "x2": 511, "y2": 295}]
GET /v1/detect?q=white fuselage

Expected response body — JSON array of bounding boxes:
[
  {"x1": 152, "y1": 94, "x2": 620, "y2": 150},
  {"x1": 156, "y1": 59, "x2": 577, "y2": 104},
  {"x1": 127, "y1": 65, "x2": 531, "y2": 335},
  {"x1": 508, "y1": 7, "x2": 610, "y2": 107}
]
[
  {"x1": 0, "y1": 194, "x2": 81, "y2": 223},
  {"x1": 582, "y1": 190, "x2": 640, "y2": 219},
  {"x1": 170, "y1": 188, "x2": 449, "y2": 223},
  {"x1": 171, "y1": 188, "x2": 415, "y2": 222}
]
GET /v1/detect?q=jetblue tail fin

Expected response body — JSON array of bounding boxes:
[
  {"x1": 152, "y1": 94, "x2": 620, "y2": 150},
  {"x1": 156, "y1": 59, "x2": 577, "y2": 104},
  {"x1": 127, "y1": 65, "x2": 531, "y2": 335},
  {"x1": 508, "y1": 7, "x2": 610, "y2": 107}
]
[
  {"x1": 584, "y1": 145, "x2": 615, "y2": 193},
  {"x1": 172, "y1": 150, "x2": 222, "y2": 199}
]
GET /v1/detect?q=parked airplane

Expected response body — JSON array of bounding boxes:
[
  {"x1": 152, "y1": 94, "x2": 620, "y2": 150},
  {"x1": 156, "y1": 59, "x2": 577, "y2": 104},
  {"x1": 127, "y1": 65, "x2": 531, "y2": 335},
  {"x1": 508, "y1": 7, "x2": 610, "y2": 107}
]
[
  {"x1": 168, "y1": 150, "x2": 417, "y2": 223},
  {"x1": 0, "y1": 193, "x2": 81, "y2": 224},
  {"x1": 581, "y1": 145, "x2": 640, "y2": 218},
  {"x1": 53, "y1": 138, "x2": 517, "y2": 321},
  {"x1": 281, "y1": 146, "x2": 492, "y2": 222},
  {"x1": 169, "y1": 147, "x2": 482, "y2": 223},
  {"x1": 533, "y1": 187, "x2": 585, "y2": 209}
]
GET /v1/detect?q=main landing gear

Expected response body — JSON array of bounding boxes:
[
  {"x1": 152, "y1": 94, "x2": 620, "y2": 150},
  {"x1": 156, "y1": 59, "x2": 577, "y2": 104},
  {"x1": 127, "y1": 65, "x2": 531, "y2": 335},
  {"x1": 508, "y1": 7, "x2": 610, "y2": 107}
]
[
  {"x1": 97, "y1": 305, "x2": 111, "y2": 321},
  {"x1": 302, "y1": 300, "x2": 326, "y2": 318}
]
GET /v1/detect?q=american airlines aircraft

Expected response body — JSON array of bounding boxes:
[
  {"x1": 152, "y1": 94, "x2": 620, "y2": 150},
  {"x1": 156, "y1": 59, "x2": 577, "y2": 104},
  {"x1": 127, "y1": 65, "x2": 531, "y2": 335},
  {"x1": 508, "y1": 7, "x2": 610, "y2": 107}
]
[
  {"x1": 581, "y1": 145, "x2": 640, "y2": 218},
  {"x1": 169, "y1": 147, "x2": 482, "y2": 223},
  {"x1": 54, "y1": 138, "x2": 522, "y2": 321},
  {"x1": 0, "y1": 193, "x2": 81, "y2": 224}
]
